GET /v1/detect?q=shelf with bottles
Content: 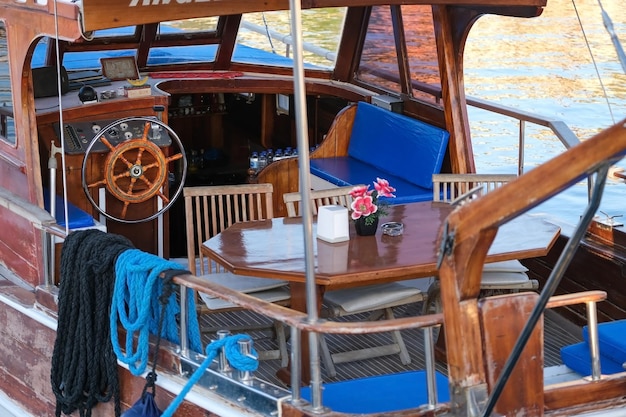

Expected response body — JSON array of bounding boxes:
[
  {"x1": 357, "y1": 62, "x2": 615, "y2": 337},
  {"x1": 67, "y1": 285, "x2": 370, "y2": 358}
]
[
  {"x1": 248, "y1": 145, "x2": 320, "y2": 175},
  {"x1": 168, "y1": 93, "x2": 227, "y2": 119}
]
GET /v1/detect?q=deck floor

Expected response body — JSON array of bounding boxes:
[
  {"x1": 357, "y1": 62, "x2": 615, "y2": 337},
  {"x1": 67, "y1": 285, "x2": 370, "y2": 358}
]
[{"x1": 199, "y1": 301, "x2": 584, "y2": 387}]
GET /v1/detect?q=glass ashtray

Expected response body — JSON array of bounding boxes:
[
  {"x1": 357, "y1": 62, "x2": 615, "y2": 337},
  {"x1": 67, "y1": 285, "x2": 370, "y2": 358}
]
[{"x1": 381, "y1": 222, "x2": 404, "y2": 236}]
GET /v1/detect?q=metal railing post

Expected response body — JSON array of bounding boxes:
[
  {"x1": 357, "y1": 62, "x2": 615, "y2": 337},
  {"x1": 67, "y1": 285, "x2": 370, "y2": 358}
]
[{"x1": 586, "y1": 300, "x2": 602, "y2": 380}]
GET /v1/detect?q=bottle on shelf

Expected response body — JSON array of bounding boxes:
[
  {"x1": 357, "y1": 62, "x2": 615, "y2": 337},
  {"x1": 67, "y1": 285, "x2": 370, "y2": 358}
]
[
  {"x1": 249, "y1": 151, "x2": 259, "y2": 173},
  {"x1": 189, "y1": 149, "x2": 199, "y2": 172},
  {"x1": 199, "y1": 148, "x2": 205, "y2": 169},
  {"x1": 258, "y1": 151, "x2": 268, "y2": 170}
]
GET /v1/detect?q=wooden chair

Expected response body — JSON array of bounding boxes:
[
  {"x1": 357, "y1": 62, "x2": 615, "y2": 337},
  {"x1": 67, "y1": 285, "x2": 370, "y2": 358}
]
[
  {"x1": 283, "y1": 186, "x2": 359, "y2": 217},
  {"x1": 424, "y1": 173, "x2": 538, "y2": 313},
  {"x1": 283, "y1": 186, "x2": 425, "y2": 377},
  {"x1": 183, "y1": 183, "x2": 289, "y2": 365},
  {"x1": 432, "y1": 173, "x2": 517, "y2": 203}
]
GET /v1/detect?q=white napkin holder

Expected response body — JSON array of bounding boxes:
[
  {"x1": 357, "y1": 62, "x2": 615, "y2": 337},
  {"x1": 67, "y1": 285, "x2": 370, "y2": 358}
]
[{"x1": 316, "y1": 205, "x2": 349, "y2": 243}]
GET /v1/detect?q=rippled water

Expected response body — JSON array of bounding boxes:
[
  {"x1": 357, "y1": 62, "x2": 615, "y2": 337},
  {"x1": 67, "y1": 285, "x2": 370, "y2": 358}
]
[{"x1": 465, "y1": 0, "x2": 626, "y2": 225}]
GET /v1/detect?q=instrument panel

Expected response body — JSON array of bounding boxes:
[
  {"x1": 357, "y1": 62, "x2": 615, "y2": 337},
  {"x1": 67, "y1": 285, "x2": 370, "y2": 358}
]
[{"x1": 54, "y1": 116, "x2": 173, "y2": 154}]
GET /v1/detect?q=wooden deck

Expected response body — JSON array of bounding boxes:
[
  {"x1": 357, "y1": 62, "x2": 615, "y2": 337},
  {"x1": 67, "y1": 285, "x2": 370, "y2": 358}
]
[{"x1": 198, "y1": 300, "x2": 584, "y2": 387}]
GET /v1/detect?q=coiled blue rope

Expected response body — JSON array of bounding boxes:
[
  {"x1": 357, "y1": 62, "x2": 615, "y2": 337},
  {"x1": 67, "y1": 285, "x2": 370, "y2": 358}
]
[
  {"x1": 161, "y1": 334, "x2": 259, "y2": 417},
  {"x1": 111, "y1": 249, "x2": 202, "y2": 375}
]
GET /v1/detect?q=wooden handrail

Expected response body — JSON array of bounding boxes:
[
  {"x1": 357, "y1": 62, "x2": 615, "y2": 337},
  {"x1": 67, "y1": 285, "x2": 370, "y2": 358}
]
[
  {"x1": 173, "y1": 273, "x2": 444, "y2": 334},
  {"x1": 170, "y1": 271, "x2": 606, "y2": 337},
  {"x1": 546, "y1": 290, "x2": 607, "y2": 309}
]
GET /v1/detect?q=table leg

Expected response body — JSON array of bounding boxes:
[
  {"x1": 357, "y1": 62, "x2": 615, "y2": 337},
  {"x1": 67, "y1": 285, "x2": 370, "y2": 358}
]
[{"x1": 276, "y1": 281, "x2": 324, "y2": 386}]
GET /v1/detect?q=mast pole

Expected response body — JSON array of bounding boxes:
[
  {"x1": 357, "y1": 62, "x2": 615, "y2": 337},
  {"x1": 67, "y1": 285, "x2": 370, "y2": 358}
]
[{"x1": 288, "y1": 0, "x2": 324, "y2": 410}]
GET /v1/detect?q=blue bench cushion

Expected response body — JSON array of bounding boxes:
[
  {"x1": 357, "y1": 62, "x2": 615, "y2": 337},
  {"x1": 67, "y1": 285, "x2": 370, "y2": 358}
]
[
  {"x1": 583, "y1": 320, "x2": 626, "y2": 364},
  {"x1": 310, "y1": 157, "x2": 433, "y2": 204},
  {"x1": 300, "y1": 370, "x2": 449, "y2": 414},
  {"x1": 43, "y1": 191, "x2": 95, "y2": 229},
  {"x1": 348, "y1": 102, "x2": 449, "y2": 190},
  {"x1": 561, "y1": 342, "x2": 624, "y2": 376}
]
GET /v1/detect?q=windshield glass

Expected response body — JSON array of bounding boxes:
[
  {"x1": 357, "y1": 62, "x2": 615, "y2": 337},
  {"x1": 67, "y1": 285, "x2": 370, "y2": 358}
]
[
  {"x1": 358, "y1": 5, "x2": 440, "y2": 102},
  {"x1": 236, "y1": 9, "x2": 345, "y2": 69}
]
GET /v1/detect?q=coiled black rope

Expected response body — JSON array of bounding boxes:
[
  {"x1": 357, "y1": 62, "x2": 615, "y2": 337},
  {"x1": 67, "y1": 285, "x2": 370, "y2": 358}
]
[{"x1": 51, "y1": 229, "x2": 134, "y2": 417}]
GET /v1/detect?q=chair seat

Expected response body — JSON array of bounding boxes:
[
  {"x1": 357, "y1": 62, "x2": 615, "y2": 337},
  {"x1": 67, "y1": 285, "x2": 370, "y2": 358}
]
[
  {"x1": 197, "y1": 272, "x2": 290, "y2": 310},
  {"x1": 480, "y1": 259, "x2": 536, "y2": 289},
  {"x1": 480, "y1": 271, "x2": 533, "y2": 286},
  {"x1": 324, "y1": 283, "x2": 423, "y2": 315},
  {"x1": 483, "y1": 259, "x2": 528, "y2": 272}
]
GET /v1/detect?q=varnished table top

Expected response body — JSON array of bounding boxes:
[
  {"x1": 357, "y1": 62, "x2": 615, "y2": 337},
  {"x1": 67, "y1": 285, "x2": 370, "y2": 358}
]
[{"x1": 202, "y1": 201, "x2": 560, "y2": 291}]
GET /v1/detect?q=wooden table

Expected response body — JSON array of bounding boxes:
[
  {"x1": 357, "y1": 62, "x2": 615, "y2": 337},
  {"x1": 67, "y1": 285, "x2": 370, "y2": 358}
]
[
  {"x1": 202, "y1": 201, "x2": 560, "y2": 382},
  {"x1": 203, "y1": 201, "x2": 559, "y2": 289}
]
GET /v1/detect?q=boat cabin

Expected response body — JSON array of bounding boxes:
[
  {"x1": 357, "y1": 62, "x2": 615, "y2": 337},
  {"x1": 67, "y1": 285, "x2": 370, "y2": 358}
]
[{"x1": 2, "y1": 0, "x2": 626, "y2": 416}]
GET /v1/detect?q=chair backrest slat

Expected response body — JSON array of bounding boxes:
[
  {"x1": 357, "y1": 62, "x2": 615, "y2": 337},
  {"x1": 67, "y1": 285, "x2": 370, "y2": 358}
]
[
  {"x1": 184, "y1": 183, "x2": 274, "y2": 274},
  {"x1": 282, "y1": 185, "x2": 359, "y2": 218},
  {"x1": 432, "y1": 174, "x2": 517, "y2": 203}
]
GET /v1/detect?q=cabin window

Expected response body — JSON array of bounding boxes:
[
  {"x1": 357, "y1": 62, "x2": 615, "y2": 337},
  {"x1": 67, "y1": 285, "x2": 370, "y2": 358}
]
[
  {"x1": 0, "y1": 21, "x2": 15, "y2": 145},
  {"x1": 401, "y1": 5, "x2": 441, "y2": 103},
  {"x1": 357, "y1": 6, "x2": 402, "y2": 93},
  {"x1": 166, "y1": 17, "x2": 219, "y2": 33},
  {"x1": 147, "y1": 19, "x2": 220, "y2": 65},
  {"x1": 235, "y1": 9, "x2": 344, "y2": 69},
  {"x1": 356, "y1": 5, "x2": 441, "y2": 104}
]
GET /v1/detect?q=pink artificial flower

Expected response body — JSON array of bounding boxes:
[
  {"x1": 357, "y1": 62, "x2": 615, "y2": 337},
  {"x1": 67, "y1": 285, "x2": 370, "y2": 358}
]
[
  {"x1": 351, "y1": 195, "x2": 378, "y2": 220},
  {"x1": 374, "y1": 177, "x2": 396, "y2": 198},
  {"x1": 349, "y1": 184, "x2": 371, "y2": 199}
]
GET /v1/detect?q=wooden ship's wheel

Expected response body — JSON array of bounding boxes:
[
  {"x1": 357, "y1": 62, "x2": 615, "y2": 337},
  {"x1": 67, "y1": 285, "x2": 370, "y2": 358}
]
[{"x1": 81, "y1": 117, "x2": 187, "y2": 223}]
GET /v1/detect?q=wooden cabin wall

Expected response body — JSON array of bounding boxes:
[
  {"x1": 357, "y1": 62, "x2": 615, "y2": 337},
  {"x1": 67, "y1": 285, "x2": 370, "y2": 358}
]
[
  {"x1": 254, "y1": 101, "x2": 356, "y2": 217},
  {"x1": 36, "y1": 95, "x2": 170, "y2": 256},
  {"x1": 166, "y1": 92, "x2": 350, "y2": 253}
]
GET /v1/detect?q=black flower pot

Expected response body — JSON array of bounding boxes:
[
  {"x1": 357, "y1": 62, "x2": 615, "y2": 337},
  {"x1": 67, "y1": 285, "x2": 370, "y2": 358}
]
[{"x1": 354, "y1": 216, "x2": 379, "y2": 236}]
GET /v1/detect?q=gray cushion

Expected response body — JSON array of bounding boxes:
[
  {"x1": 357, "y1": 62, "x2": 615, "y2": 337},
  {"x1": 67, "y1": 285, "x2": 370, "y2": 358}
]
[
  {"x1": 483, "y1": 259, "x2": 528, "y2": 273},
  {"x1": 324, "y1": 283, "x2": 422, "y2": 314},
  {"x1": 197, "y1": 272, "x2": 290, "y2": 310}
]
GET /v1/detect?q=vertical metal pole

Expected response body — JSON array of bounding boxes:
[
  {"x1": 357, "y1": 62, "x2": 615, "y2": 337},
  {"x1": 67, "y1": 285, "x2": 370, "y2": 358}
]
[
  {"x1": 424, "y1": 326, "x2": 438, "y2": 408},
  {"x1": 518, "y1": 120, "x2": 525, "y2": 176},
  {"x1": 179, "y1": 286, "x2": 189, "y2": 356},
  {"x1": 218, "y1": 330, "x2": 232, "y2": 373},
  {"x1": 290, "y1": 326, "x2": 303, "y2": 403},
  {"x1": 586, "y1": 301, "x2": 602, "y2": 380},
  {"x1": 238, "y1": 339, "x2": 254, "y2": 383},
  {"x1": 288, "y1": 0, "x2": 323, "y2": 410},
  {"x1": 47, "y1": 144, "x2": 59, "y2": 287},
  {"x1": 42, "y1": 230, "x2": 53, "y2": 287}
]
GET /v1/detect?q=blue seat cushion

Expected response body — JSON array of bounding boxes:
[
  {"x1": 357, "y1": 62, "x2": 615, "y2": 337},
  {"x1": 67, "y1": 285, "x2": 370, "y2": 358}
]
[
  {"x1": 347, "y1": 102, "x2": 449, "y2": 190},
  {"x1": 43, "y1": 191, "x2": 95, "y2": 229},
  {"x1": 300, "y1": 370, "x2": 449, "y2": 414},
  {"x1": 310, "y1": 157, "x2": 433, "y2": 204},
  {"x1": 561, "y1": 342, "x2": 624, "y2": 376},
  {"x1": 583, "y1": 320, "x2": 626, "y2": 365}
]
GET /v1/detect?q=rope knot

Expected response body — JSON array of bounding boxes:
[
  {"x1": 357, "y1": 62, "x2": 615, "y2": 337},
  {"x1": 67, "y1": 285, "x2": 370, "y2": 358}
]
[
  {"x1": 205, "y1": 334, "x2": 259, "y2": 372},
  {"x1": 160, "y1": 334, "x2": 260, "y2": 417},
  {"x1": 145, "y1": 371, "x2": 157, "y2": 388}
]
